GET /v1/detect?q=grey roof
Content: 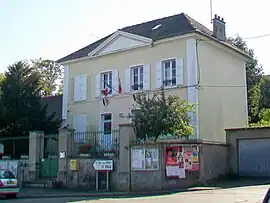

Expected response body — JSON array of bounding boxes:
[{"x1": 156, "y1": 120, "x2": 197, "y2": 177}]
[{"x1": 56, "y1": 13, "x2": 244, "y2": 63}]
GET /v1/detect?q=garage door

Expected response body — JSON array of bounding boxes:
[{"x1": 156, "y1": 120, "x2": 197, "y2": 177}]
[{"x1": 238, "y1": 138, "x2": 270, "y2": 176}]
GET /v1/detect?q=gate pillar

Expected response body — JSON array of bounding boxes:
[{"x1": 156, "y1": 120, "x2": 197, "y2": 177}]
[{"x1": 28, "y1": 131, "x2": 44, "y2": 179}]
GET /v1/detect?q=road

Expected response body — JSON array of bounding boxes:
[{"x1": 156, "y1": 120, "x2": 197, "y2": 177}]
[{"x1": 3, "y1": 184, "x2": 270, "y2": 203}]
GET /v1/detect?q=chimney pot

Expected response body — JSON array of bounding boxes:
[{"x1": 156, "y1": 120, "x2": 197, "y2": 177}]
[
  {"x1": 221, "y1": 18, "x2": 224, "y2": 22},
  {"x1": 214, "y1": 14, "x2": 217, "y2": 18},
  {"x1": 218, "y1": 16, "x2": 220, "y2": 20}
]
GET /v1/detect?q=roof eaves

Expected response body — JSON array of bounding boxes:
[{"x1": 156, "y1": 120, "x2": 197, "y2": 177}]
[{"x1": 195, "y1": 30, "x2": 251, "y2": 60}]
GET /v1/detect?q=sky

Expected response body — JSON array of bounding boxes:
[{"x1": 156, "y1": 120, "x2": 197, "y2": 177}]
[{"x1": 0, "y1": 0, "x2": 269, "y2": 73}]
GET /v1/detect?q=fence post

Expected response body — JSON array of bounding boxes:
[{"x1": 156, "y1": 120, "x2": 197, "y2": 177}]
[
  {"x1": 57, "y1": 128, "x2": 73, "y2": 187},
  {"x1": 28, "y1": 131, "x2": 44, "y2": 180}
]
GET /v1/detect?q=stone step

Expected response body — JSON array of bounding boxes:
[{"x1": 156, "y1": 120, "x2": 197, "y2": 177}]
[{"x1": 23, "y1": 180, "x2": 54, "y2": 188}]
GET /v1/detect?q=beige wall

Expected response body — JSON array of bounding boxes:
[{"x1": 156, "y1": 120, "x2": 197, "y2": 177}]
[
  {"x1": 198, "y1": 39, "x2": 248, "y2": 142},
  {"x1": 64, "y1": 33, "x2": 248, "y2": 142},
  {"x1": 67, "y1": 36, "x2": 188, "y2": 130}
]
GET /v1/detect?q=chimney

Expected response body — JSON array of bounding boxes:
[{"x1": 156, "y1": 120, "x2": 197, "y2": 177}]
[{"x1": 212, "y1": 14, "x2": 226, "y2": 41}]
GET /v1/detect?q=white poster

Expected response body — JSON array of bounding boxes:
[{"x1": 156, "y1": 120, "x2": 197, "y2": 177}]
[
  {"x1": 131, "y1": 148, "x2": 159, "y2": 170},
  {"x1": 131, "y1": 149, "x2": 144, "y2": 169}
]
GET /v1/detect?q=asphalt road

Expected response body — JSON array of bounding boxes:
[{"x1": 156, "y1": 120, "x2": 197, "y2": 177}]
[{"x1": 3, "y1": 184, "x2": 270, "y2": 203}]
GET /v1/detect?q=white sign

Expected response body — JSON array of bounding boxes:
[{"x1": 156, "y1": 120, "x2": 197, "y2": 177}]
[
  {"x1": 59, "y1": 152, "x2": 66, "y2": 159},
  {"x1": 93, "y1": 160, "x2": 113, "y2": 171}
]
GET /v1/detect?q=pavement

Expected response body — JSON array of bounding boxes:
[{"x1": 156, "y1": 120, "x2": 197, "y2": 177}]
[
  {"x1": 1, "y1": 179, "x2": 270, "y2": 203},
  {"x1": 2, "y1": 183, "x2": 270, "y2": 203}
]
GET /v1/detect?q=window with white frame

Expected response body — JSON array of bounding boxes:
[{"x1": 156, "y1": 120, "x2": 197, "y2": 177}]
[
  {"x1": 162, "y1": 59, "x2": 176, "y2": 87},
  {"x1": 131, "y1": 66, "x2": 144, "y2": 91},
  {"x1": 101, "y1": 71, "x2": 112, "y2": 95}
]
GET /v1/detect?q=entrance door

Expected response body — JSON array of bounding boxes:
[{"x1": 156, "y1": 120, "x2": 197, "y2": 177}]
[{"x1": 100, "y1": 113, "x2": 113, "y2": 151}]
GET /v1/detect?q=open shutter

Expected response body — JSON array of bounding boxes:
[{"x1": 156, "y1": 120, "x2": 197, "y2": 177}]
[
  {"x1": 124, "y1": 68, "x2": 131, "y2": 93},
  {"x1": 176, "y1": 57, "x2": 184, "y2": 86},
  {"x1": 95, "y1": 74, "x2": 101, "y2": 98},
  {"x1": 80, "y1": 75, "x2": 87, "y2": 101},
  {"x1": 143, "y1": 64, "x2": 150, "y2": 90},
  {"x1": 112, "y1": 69, "x2": 119, "y2": 95},
  {"x1": 156, "y1": 61, "x2": 162, "y2": 88},
  {"x1": 62, "y1": 65, "x2": 69, "y2": 120},
  {"x1": 73, "y1": 115, "x2": 87, "y2": 143},
  {"x1": 74, "y1": 76, "x2": 80, "y2": 101}
]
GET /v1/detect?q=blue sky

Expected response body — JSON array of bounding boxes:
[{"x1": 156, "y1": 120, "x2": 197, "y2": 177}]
[{"x1": 1, "y1": 0, "x2": 269, "y2": 73}]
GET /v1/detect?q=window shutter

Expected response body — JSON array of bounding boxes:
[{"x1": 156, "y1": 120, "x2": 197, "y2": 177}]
[
  {"x1": 74, "y1": 76, "x2": 80, "y2": 101},
  {"x1": 143, "y1": 64, "x2": 150, "y2": 90},
  {"x1": 112, "y1": 69, "x2": 119, "y2": 95},
  {"x1": 156, "y1": 61, "x2": 162, "y2": 88},
  {"x1": 95, "y1": 74, "x2": 101, "y2": 98},
  {"x1": 62, "y1": 65, "x2": 69, "y2": 120},
  {"x1": 80, "y1": 75, "x2": 87, "y2": 101},
  {"x1": 124, "y1": 68, "x2": 131, "y2": 93},
  {"x1": 70, "y1": 77, "x2": 74, "y2": 102},
  {"x1": 176, "y1": 57, "x2": 184, "y2": 86},
  {"x1": 73, "y1": 115, "x2": 87, "y2": 143}
]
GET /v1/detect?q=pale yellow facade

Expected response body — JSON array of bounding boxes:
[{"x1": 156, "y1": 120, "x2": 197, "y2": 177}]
[{"x1": 61, "y1": 31, "x2": 248, "y2": 142}]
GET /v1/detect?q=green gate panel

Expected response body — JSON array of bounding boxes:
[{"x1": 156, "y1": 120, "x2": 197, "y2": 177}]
[{"x1": 40, "y1": 158, "x2": 58, "y2": 178}]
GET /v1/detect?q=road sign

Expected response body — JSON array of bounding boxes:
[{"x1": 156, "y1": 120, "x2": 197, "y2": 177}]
[{"x1": 93, "y1": 160, "x2": 113, "y2": 171}]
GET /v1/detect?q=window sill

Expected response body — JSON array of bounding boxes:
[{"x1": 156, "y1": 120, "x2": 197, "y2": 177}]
[
  {"x1": 131, "y1": 89, "x2": 144, "y2": 94},
  {"x1": 73, "y1": 99, "x2": 87, "y2": 103},
  {"x1": 163, "y1": 85, "x2": 178, "y2": 90}
]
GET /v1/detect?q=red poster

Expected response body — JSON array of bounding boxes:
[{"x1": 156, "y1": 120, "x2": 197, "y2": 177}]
[{"x1": 165, "y1": 146, "x2": 185, "y2": 178}]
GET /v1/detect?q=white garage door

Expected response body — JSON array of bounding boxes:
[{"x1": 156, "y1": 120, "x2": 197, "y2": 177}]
[{"x1": 238, "y1": 138, "x2": 270, "y2": 176}]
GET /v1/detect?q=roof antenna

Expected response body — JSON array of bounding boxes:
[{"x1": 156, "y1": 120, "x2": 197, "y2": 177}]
[{"x1": 210, "y1": 0, "x2": 213, "y2": 24}]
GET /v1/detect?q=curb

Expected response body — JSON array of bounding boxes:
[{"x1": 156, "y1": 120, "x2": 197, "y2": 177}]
[{"x1": 18, "y1": 187, "x2": 220, "y2": 199}]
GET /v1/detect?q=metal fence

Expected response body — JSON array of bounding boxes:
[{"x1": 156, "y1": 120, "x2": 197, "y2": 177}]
[{"x1": 68, "y1": 129, "x2": 120, "y2": 158}]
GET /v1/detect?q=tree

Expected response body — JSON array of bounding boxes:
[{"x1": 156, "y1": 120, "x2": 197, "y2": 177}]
[
  {"x1": 260, "y1": 75, "x2": 270, "y2": 109},
  {"x1": 228, "y1": 36, "x2": 263, "y2": 122},
  {"x1": 0, "y1": 73, "x2": 5, "y2": 95},
  {"x1": 31, "y1": 58, "x2": 63, "y2": 96},
  {"x1": 0, "y1": 61, "x2": 61, "y2": 136},
  {"x1": 131, "y1": 88, "x2": 194, "y2": 142},
  {"x1": 250, "y1": 108, "x2": 270, "y2": 127}
]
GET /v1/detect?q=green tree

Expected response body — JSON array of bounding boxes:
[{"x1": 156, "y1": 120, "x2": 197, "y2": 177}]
[
  {"x1": 31, "y1": 58, "x2": 63, "y2": 96},
  {"x1": 0, "y1": 73, "x2": 5, "y2": 94},
  {"x1": 260, "y1": 75, "x2": 270, "y2": 109},
  {"x1": 228, "y1": 36, "x2": 263, "y2": 122},
  {"x1": 131, "y1": 88, "x2": 194, "y2": 142},
  {"x1": 0, "y1": 61, "x2": 61, "y2": 136},
  {"x1": 250, "y1": 108, "x2": 270, "y2": 127}
]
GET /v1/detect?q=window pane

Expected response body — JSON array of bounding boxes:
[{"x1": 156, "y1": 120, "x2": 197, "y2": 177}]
[
  {"x1": 134, "y1": 67, "x2": 138, "y2": 76},
  {"x1": 104, "y1": 122, "x2": 112, "y2": 134},
  {"x1": 172, "y1": 78, "x2": 176, "y2": 85},
  {"x1": 165, "y1": 61, "x2": 170, "y2": 69},
  {"x1": 109, "y1": 72, "x2": 112, "y2": 80},
  {"x1": 104, "y1": 114, "x2": 112, "y2": 120},
  {"x1": 172, "y1": 60, "x2": 176, "y2": 69},
  {"x1": 139, "y1": 67, "x2": 143, "y2": 74}
]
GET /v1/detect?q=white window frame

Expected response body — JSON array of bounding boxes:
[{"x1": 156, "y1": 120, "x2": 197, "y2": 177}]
[
  {"x1": 130, "y1": 65, "x2": 144, "y2": 92},
  {"x1": 100, "y1": 112, "x2": 113, "y2": 151},
  {"x1": 100, "y1": 71, "x2": 113, "y2": 97},
  {"x1": 161, "y1": 58, "x2": 177, "y2": 88}
]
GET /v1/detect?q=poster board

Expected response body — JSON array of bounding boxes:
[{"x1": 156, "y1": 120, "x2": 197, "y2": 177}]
[
  {"x1": 131, "y1": 148, "x2": 159, "y2": 170},
  {"x1": 164, "y1": 144, "x2": 199, "y2": 179}
]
